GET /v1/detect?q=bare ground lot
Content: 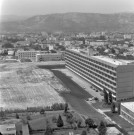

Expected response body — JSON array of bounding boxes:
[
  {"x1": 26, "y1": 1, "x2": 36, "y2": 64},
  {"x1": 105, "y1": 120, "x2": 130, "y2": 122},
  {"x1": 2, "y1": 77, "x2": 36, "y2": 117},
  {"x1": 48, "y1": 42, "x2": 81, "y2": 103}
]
[{"x1": 0, "y1": 63, "x2": 65, "y2": 110}]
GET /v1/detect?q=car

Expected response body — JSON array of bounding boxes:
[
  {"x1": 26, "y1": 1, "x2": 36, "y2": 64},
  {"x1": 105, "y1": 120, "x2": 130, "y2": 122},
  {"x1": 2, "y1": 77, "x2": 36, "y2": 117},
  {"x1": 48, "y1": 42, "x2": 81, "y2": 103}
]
[{"x1": 88, "y1": 97, "x2": 95, "y2": 101}]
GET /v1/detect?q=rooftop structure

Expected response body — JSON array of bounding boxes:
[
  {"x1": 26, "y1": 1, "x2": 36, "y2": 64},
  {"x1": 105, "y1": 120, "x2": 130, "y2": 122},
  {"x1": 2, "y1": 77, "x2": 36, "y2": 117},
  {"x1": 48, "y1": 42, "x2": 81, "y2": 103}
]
[
  {"x1": 0, "y1": 124, "x2": 16, "y2": 135},
  {"x1": 121, "y1": 102, "x2": 134, "y2": 125},
  {"x1": 121, "y1": 102, "x2": 134, "y2": 113}
]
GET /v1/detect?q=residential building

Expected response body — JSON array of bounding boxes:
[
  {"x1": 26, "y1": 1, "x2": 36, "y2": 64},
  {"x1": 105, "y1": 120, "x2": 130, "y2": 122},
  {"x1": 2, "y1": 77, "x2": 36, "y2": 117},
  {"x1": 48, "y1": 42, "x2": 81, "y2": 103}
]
[
  {"x1": 121, "y1": 102, "x2": 134, "y2": 125},
  {"x1": 65, "y1": 49, "x2": 134, "y2": 101},
  {"x1": 90, "y1": 40, "x2": 108, "y2": 46},
  {"x1": 0, "y1": 124, "x2": 16, "y2": 135}
]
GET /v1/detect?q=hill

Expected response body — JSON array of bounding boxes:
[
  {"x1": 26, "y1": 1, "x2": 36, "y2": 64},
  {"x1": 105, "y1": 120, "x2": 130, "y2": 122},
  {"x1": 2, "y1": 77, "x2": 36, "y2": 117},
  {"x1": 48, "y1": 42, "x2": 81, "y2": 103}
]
[{"x1": 1, "y1": 12, "x2": 134, "y2": 33}]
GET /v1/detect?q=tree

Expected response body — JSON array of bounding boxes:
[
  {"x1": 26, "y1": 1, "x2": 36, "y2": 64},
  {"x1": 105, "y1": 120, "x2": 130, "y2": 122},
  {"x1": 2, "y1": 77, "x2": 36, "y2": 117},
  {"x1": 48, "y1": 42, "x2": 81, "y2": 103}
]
[
  {"x1": 104, "y1": 89, "x2": 108, "y2": 104},
  {"x1": 66, "y1": 112, "x2": 74, "y2": 127},
  {"x1": 67, "y1": 117, "x2": 74, "y2": 127},
  {"x1": 98, "y1": 121, "x2": 107, "y2": 135},
  {"x1": 52, "y1": 116, "x2": 57, "y2": 123},
  {"x1": 40, "y1": 108, "x2": 45, "y2": 114},
  {"x1": 81, "y1": 130, "x2": 87, "y2": 135},
  {"x1": 27, "y1": 115, "x2": 31, "y2": 120},
  {"x1": 117, "y1": 102, "x2": 121, "y2": 114},
  {"x1": 57, "y1": 115, "x2": 64, "y2": 127},
  {"x1": 2, "y1": 42, "x2": 14, "y2": 48},
  {"x1": 16, "y1": 113, "x2": 19, "y2": 119},
  {"x1": 64, "y1": 103, "x2": 68, "y2": 113},
  {"x1": 85, "y1": 118, "x2": 94, "y2": 128},
  {"x1": 111, "y1": 102, "x2": 116, "y2": 113},
  {"x1": 45, "y1": 120, "x2": 53, "y2": 135},
  {"x1": 77, "y1": 119, "x2": 82, "y2": 128},
  {"x1": 0, "y1": 111, "x2": 5, "y2": 119},
  {"x1": 109, "y1": 91, "x2": 113, "y2": 104},
  {"x1": 111, "y1": 48, "x2": 115, "y2": 54}
]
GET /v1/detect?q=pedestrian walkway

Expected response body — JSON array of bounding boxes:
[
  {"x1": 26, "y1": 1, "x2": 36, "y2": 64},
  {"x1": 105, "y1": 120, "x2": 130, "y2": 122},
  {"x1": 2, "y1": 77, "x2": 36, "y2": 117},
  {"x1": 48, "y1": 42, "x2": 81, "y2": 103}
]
[{"x1": 22, "y1": 124, "x2": 29, "y2": 135}]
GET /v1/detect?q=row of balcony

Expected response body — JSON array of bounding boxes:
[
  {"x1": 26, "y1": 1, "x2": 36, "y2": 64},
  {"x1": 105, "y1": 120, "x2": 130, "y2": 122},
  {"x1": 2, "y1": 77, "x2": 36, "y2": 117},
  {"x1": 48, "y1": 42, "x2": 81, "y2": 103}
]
[
  {"x1": 66, "y1": 58, "x2": 116, "y2": 86},
  {"x1": 66, "y1": 61, "x2": 116, "y2": 93},
  {"x1": 66, "y1": 50, "x2": 116, "y2": 73},
  {"x1": 65, "y1": 55, "x2": 116, "y2": 82}
]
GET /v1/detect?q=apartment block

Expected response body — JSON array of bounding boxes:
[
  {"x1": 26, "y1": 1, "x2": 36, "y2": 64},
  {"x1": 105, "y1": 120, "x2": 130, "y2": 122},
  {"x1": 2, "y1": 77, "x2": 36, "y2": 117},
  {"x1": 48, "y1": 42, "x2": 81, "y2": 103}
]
[{"x1": 65, "y1": 49, "x2": 134, "y2": 101}]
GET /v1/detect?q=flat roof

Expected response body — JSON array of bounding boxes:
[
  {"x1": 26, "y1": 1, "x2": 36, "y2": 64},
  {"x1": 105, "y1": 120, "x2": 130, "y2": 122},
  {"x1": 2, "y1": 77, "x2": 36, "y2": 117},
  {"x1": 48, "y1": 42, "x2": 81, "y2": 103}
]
[
  {"x1": 0, "y1": 124, "x2": 16, "y2": 134},
  {"x1": 121, "y1": 102, "x2": 134, "y2": 113},
  {"x1": 69, "y1": 49, "x2": 134, "y2": 66},
  {"x1": 36, "y1": 53, "x2": 61, "y2": 56},
  {"x1": 92, "y1": 56, "x2": 127, "y2": 66}
]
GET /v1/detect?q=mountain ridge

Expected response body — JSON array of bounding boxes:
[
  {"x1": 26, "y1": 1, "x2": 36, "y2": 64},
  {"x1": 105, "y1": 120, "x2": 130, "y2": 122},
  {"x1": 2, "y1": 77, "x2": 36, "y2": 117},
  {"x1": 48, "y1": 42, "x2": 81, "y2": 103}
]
[{"x1": 1, "y1": 12, "x2": 134, "y2": 33}]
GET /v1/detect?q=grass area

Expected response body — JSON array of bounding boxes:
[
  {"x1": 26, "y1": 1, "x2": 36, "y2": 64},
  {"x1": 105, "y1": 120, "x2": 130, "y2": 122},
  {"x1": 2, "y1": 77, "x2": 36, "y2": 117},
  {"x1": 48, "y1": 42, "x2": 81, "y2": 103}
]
[
  {"x1": 29, "y1": 111, "x2": 85, "y2": 130},
  {"x1": 54, "y1": 128, "x2": 97, "y2": 135},
  {"x1": 105, "y1": 111, "x2": 134, "y2": 132},
  {"x1": 92, "y1": 101, "x2": 111, "y2": 110},
  {"x1": 32, "y1": 129, "x2": 97, "y2": 135}
]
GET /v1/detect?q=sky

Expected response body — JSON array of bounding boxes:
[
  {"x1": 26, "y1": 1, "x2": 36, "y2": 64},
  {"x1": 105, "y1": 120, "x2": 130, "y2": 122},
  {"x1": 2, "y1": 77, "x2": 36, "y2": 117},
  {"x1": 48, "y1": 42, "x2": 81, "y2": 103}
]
[{"x1": 1, "y1": 0, "x2": 134, "y2": 16}]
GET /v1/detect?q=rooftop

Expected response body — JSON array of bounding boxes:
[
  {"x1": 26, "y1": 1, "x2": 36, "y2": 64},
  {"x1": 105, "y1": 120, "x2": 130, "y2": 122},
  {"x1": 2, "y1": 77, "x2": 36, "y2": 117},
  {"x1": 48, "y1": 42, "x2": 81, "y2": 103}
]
[
  {"x1": 69, "y1": 49, "x2": 134, "y2": 66},
  {"x1": 0, "y1": 124, "x2": 16, "y2": 134},
  {"x1": 92, "y1": 56, "x2": 128, "y2": 66},
  {"x1": 121, "y1": 102, "x2": 134, "y2": 113}
]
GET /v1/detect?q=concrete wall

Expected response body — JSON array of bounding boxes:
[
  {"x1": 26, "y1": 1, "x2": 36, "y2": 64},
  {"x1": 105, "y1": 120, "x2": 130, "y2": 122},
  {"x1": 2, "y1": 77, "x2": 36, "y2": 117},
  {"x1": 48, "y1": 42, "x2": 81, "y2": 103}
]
[{"x1": 116, "y1": 65, "x2": 134, "y2": 101}]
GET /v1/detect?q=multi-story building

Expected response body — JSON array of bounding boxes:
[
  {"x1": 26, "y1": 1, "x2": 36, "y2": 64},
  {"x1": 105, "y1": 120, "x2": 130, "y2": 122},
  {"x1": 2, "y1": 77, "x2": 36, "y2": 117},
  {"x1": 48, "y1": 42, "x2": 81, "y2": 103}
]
[
  {"x1": 65, "y1": 49, "x2": 134, "y2": 101},
  {"x1": 36, "y1": 53, "x2": 64, "y2": 62},
  {"x1": 16, "y1": 51, "x2": 47, "y2": 61},
  {"x1": 121, "y1": 102, "x2": 134, "y2": 125}
]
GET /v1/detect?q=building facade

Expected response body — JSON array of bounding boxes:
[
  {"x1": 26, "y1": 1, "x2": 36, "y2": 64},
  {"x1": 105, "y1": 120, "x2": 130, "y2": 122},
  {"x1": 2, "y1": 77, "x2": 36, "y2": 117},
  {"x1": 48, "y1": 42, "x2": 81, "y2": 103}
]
[
  {"x1": 65, "y1": 49, "x2": 134, "y2": 101},
  {"x1": 121, "y1": 102, "x2": 134, "y2": 125},
  {"x1": 16, "y1": 51, "x2": 47, "y2": 61},
  {"x1": 36, "y1": 53, "x2": 64, "y2": 62}
]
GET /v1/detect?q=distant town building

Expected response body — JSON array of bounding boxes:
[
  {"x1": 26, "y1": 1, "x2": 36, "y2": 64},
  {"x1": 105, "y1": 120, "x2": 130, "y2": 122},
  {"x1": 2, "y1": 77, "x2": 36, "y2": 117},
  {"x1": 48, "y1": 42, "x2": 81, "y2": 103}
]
[
  {"x1": 124, "y1": 34, "x2": 132, "y2": 40},
  {"x1": 90, "y1": 41, "x2": 108, "y2": 46},
  {"x1": 16, "y1": 51, "x2": 46, "y2": 61},
  {"x1": 8, "y1": 50, "x2": 14, "y2": 56},
  {"x1": 65, "y1": 49, "x2": 134, "y2": 101}
]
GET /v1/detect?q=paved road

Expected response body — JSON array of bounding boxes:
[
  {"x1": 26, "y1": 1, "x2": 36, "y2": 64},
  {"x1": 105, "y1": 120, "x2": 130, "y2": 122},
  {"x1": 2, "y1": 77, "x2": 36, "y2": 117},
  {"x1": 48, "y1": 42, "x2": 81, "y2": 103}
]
[{"x1": 51, "y1": 69, "x2": 105, "y2": 123}]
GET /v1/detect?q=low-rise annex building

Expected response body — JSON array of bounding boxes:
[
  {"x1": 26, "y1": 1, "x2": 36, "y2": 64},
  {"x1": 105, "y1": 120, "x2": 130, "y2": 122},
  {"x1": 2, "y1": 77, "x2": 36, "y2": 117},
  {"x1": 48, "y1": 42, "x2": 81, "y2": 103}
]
[
  {"x1": 0, "y1": 124, "x2": 16, "y2": 135},
  {"x1": 36, "y1": 53, "x2": 64, "y2": 62},
  {"x1": 121, "y1": 102, "x2": 134, "y2": 125}
]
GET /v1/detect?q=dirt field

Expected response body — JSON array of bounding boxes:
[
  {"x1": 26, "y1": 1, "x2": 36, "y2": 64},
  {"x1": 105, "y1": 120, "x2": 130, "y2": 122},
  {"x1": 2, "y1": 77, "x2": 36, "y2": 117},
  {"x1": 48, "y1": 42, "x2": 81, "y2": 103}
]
[{"x1": 0, "y1": 63, "x2": 65, "y2": 110}]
